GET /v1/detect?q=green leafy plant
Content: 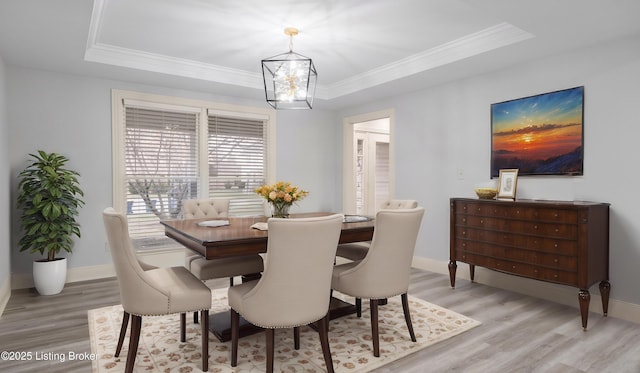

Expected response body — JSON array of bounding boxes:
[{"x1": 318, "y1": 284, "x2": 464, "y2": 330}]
[{"x1": 17, "y1": 151, "x2": 85, "y2": 261}]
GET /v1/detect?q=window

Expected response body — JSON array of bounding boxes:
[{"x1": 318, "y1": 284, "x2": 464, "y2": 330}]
[{"x1": 112, "y1": 90, "x2": 275, "y2": 251}]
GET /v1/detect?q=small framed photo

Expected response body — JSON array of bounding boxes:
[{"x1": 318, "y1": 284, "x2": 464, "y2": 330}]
[{"x1": 497, "y1": 169, "x2": 519, "y2": 199}]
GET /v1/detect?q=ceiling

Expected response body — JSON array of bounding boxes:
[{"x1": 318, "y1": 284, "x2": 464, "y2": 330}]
[{"x1": 1, "y1": 0, "x2": 640, "y2": 110}]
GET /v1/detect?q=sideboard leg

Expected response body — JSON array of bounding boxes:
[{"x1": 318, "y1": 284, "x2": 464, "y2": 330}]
[
  {"x1": 599, "y1": 281, "x2": 611, "y2": 316},
  {"x1": 448, "y1": 261, "x2": 457, "y2": 288},
  {"x1": 469, "y1": 264, "x2": 475, "y2": 283},
  {"x1": 578, "y1": 289, "x2": 591, "y2": 331}
]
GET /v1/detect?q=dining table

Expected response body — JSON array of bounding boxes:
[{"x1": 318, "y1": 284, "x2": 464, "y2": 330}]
[{"x1": 161, "y1": 212, "x2": 375, "y2": 342}]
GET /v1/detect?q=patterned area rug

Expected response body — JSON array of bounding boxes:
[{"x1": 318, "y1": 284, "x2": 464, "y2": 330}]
[{"x1": 89, "y1": 288, "x2": 480, "y2": 372}]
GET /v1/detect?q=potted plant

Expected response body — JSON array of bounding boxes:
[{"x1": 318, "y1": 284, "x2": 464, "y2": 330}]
[{"x1": 17, "y1": 150, "x2": 84, "y2": 295}]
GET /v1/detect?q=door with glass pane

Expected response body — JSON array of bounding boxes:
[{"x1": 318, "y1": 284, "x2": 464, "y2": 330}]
[{"x1": 354, "y1": 131, "x2": 390, "y2": 216}]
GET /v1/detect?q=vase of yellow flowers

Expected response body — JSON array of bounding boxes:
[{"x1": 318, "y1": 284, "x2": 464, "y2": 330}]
[{"x1": 255, "y1": 181, "x2": 309, "y2": 218}]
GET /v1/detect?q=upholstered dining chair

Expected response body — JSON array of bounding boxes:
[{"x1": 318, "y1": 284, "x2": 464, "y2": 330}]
[
  {"x1": 114, "y1": 257, "x2": 156, "y2": 357},
  {"x1": 331, "y1": 207, "x2": 425, "y2": 357},
  {"x1": 102, "y1": 208, "x2": 211, "y2": 372},
  {"x1": 335, "y1": 199, "x2": 418, "y2": 262},
  {"x1": 182, "y1": 198, "x2": 264, "y2": 323},
  {"x1": 228, "y1": 214, "x2": 344, "y2": 373}
]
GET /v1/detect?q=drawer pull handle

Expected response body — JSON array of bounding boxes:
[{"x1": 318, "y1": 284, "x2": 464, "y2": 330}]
[
  {"x1": 555, "y1": 228, "x2": 559, "y2": 232},
  {"x1": 512, "y1": 265, "x2": 516, "y2": 269},
  {"x1": 462, "y1": 231, "x2": 466, "y2": 235},
  {"x1": 554, "y1": 213, "x2": 559, "y2": 217},
  {"x1": 534, "y1": 225, "x2": 538, "y2": 229},
  {"x1": 480, "y1": 219, "x2": 484, "y2": 224},
  {"x1": 462, "y1": 218, "x2": 466, "y2": 223},
  {"x1": 554, "y1": 274, "x2": 559, "y2": 278},
  {"x1": 554, "y1": 243, "x2": 558, "y2": 248},
  {"x1": 462, "y1": 242, "x2": 466, "y2": 247},
  {"x1": 554, "y1": 258, "x2": 559, "y2": 263},
  {"x1": 534, "y1": 269, "x2": 538, "y2": 273}
]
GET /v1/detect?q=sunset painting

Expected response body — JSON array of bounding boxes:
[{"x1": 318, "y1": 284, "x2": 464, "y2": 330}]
[{"x1": 490, "y1": 86, "x2": 584, "y2": 177}]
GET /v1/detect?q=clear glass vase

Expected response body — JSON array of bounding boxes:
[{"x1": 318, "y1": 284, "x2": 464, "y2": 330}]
[{"x1": 271, "y1": 202, "x2": 291, "y2": 218}]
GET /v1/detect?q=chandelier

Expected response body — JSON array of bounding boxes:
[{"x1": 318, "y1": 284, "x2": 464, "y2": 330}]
[{"x1": 261, "y1": 27, "x2": 317, "y2": 109}]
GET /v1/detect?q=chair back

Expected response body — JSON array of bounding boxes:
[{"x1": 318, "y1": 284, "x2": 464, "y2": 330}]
[
  {"x1": 102, "y1": 208, "x2": 176, "y2": 315},
  {"x1": 236, "y1": 214, "x2": 343, "y2": 327},
  {"x1": 343, "y1": 207, "x2": 424, "y2": 298},
  {"x1": 380, "y1": 199, "x2": 418, "y2": 209},
  {"x1": 182, "y1": 198, "x2": 230, "y2": 219}
]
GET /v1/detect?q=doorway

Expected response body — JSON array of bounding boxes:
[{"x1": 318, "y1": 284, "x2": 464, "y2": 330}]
[{"x1": 342, "y1": 110, "x2": 394, "y2": 215}]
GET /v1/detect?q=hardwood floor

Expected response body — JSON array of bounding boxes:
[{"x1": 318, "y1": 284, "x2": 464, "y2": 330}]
[{"x1": 1, "y1": 269, "x2": 639, "y2": 372}]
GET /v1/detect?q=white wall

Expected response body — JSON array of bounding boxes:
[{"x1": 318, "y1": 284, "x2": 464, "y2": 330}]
[
  {"x1": 0, "y1": 56, "x2": 11, "y2": 314},
  {"x1": 339, "y1": 35, "x2": 640, "y2": 305},
  {"x1": 5, "y1": 68, "x2": 340, "y2": 277}
]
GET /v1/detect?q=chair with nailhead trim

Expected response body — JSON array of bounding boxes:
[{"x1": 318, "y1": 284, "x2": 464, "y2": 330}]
[
  {"x1": 103, "y1": 208, "x2": 211, "y2": 373},
  {"x1": 182, "y1": 198, "x2": 264, "y2": 323},
  {"x1": 228, "y1": 214, "x2": 343, "y2": 373}
]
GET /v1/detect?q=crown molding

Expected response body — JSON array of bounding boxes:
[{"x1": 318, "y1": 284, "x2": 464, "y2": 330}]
[
  {"x1": 85, "y1": 0, "x2": 532, "y2": 101},
  {"x1": 325, "y1": 22, "x2": 534, "y2": 99}
]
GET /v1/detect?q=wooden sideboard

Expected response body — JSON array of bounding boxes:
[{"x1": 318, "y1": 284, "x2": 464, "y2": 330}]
[{"x1": 449, "y1": 198, "x2": 610, "y2": 330}]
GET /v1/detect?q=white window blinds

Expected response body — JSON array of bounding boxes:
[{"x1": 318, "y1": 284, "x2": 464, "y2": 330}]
[
  {"x1": 207, "y1": 113, "x2": 266, "y2": 217},
  {"x1": 116, "y1": 92, "x2": 273, "y2": 251},
  {"x1": 124, "y1": 105, "x2": 199, "y2": 245}
]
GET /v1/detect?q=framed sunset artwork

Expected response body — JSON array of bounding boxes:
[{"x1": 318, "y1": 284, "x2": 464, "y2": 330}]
[{"x1": 490, "y1": 86, "x2": 584, "y2": 177}]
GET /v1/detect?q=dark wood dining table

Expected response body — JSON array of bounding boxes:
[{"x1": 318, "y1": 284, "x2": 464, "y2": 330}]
[{"x1": 161, "y1": 212, "x2": 375, "y2": 342}]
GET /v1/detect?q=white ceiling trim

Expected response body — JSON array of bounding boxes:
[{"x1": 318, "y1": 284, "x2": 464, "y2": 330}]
[
  {"x1": 325, "y1": 22, "x2": 535, "y2": 99},
  {"x1": 84, "y1": 0, "x2": 533, "y2": 100},
  {"x1": 84, "y1": 42, "x2": 263, "y2": 89}
]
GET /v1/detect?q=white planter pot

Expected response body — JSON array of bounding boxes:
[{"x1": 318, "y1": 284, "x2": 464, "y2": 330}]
[{"x1": 33, "y1": 258, "x2": 67, "y2": 295}]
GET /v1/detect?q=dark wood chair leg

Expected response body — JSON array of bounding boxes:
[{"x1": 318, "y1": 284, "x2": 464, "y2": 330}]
[
  {"x1": 116, "y1": 311, "x2": 130, "y2": 357},
  {"x1": 356, "y1": 297, "x2": 362, "y2": 317},
  {"x1": 231, "y1": 309, "x2": 239, "y2": 367},
  {"x1": 180, "y1": 313, "x2": 186, "y2": 342},
  {"x1": 318, "y1": 313, "x2": 335, "y2": 373},
  {"x1": 294, "y1": 326, "x2": 300, "y2": 349},
  {"x1": 401, "y1": 293, "x2": 417, "y2": 342},
  {"x1": 370, "y1": 299, "x2": 380, "y2": 357},
  {"x1": 201, "y1": 310, "x2": 209, "y2": 371},
  {"x1": 266, "y1": 328, "x2": 275, "y2": 373},
  {"x1": 193, "y1": 311, "x2": 198, "y2": 324},
  {"x1": 125, "y1": 315, "x2": 142, "y2": 373}
]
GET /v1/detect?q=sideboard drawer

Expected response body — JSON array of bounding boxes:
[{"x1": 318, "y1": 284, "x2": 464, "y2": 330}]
[
  {"x1": 456, "y1": 241, "x2": 577, "y2": 271},
  {"x1": 457, "y1": 202, "x2": 579, "y2": 223},
  {"x1": 457, "y1": 215, "x2": 577, "y2": 239},
  {"x1": 464, "y1": 229, "x2": 578, "y2": 255}
]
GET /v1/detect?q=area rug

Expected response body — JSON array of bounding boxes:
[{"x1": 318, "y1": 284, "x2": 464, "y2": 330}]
[{"x1": 89, "y1": 288, "x2": 480, "y2": 372}]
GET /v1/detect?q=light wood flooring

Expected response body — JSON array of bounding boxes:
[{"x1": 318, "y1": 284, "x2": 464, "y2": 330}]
[{"x1": 1, "y1": 268, "x2": 640, "y2": 372}]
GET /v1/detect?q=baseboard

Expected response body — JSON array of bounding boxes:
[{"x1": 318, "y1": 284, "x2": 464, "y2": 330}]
[
  {"x1": 412, "y1": 256, "x2": 640, "y2": 325},
  {"x1": 0, "y1": 275, "x2": 10, "y2": 317},
  {"x1": 10, "y1": 249, "x2": 185, "y2": 290},
  {"x1": 11, "y1": 263, "x2": 117, "y2": 290}
]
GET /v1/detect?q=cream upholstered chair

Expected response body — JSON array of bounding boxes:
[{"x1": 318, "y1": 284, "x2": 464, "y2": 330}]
[
  {"x1": 103, "y1": 208, "x2": 211, "y2": 372},
  {"x1": 228, "y1": 214, "x2": 344, "y2": 373},
  {"x1": 182, "y1": 198, "x2": 264, "y2": 323},
  {"x1": 336, "y1": 199, "x2": 418, "y2": 262},
  {"x1": 115, "y1": 258, "x2": 157, "y2": 357},
  {"x1": 332, "y1": 207, "x2": 424, "y2": 357}
]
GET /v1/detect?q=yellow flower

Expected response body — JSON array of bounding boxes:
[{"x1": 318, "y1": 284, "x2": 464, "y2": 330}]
[{"x1": 255, "y1": 181, "x2": 309, "y2": 205}]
